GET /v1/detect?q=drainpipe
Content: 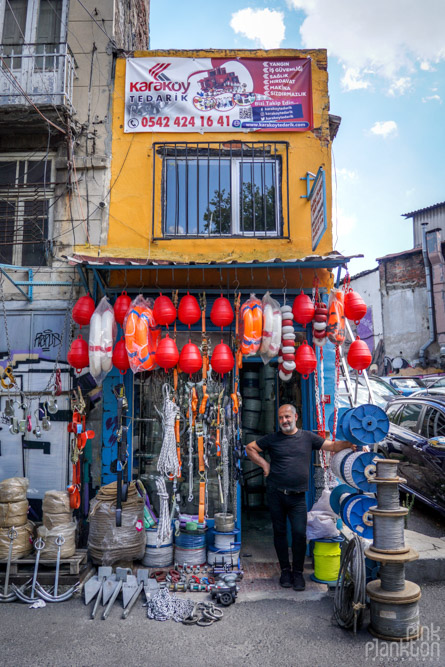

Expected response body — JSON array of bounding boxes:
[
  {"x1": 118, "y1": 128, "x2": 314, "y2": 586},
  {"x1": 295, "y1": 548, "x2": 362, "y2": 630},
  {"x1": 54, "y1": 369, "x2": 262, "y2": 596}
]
[
  {"x1": 419, "y1": 223, "x2": 435, "y2": 366},
  {"x1": 426, "y1": 227, "x2": 445, "y2": 366}
]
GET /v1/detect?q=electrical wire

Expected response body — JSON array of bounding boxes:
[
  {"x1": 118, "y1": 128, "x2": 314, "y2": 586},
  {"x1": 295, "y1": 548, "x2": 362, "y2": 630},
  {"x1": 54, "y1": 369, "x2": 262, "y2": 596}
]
[{"x1": 333, "y1": 534, "x2": 366, "y2": 634}]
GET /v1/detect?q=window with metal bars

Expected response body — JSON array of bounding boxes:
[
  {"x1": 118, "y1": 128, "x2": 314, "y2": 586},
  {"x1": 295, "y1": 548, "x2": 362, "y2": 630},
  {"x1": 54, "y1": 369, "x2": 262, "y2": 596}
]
[
  {"x1": 0, "y1": 156, "x2": 53, "y2": 266},
  {"x1": 154, "y1": 141, "x2": 289, "y2": 239}
]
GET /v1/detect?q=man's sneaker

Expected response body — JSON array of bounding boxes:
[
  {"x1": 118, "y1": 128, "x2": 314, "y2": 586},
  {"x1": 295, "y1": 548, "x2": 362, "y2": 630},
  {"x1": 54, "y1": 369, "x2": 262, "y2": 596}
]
[
  {"x1": 293, "y1": 571, "x2": 305, "y2": 591},
  {"x1": 279, "y1": 568, "x2": 293, "y2": 588}
]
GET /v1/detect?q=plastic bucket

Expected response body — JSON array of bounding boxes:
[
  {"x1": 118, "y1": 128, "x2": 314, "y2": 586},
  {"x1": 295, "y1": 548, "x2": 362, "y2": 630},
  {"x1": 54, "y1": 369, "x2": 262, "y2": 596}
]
[{"x1": 313, "y1": 540, "x2": 342, "y2": 582}]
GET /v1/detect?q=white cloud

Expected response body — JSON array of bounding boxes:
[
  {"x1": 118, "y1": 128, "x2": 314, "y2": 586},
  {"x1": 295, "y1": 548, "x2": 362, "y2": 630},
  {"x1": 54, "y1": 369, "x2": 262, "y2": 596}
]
[
  {"x1": 335, "y1": 207, "x2": 357, "y2": 238},
  {"x1": 422, "y1": 94, "x2": 442, "y2": 103},
  {"x1": 369, "y1": 121, "x2": 398, "y2": 138},
  {"x1": 230, "y1": 8, "x2": 285, "y2": 49},
  {"x1": 420, "y1": 61, "x2": 436, "y2": 71},
  {"x1": 287, "y1": 0, "x2": 445, "y2": 89},
  {"x1": 337, "y1": 168, "x2": 358, "y2": 182},
  {"x1": 388, "y1": 77, "x2": 412, "y2": 97}
]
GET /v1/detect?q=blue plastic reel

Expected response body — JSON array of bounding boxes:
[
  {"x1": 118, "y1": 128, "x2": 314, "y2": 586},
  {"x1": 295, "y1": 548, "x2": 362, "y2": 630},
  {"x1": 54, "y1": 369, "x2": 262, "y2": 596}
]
[
  {"x1": 341, "y1": 493, "x2": 375, "y2": 539},
  {"x1": 341, "y1": 404, "x2": 389, "y2": 446},
  {"x1": 328, "y1": 407, "x2": 350, "y2": 440},
  {"x1": 346, "y1": 451, "x2": 383, "y2": 493},
  {"x1": 329, "y1": 483, "x2": 356, "y2": 515}
]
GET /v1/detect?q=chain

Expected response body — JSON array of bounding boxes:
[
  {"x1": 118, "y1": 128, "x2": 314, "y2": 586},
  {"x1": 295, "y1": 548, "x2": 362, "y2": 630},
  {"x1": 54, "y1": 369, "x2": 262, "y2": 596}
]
[
  {"x1": 0, "y1": 273, "x2": 13, "y2": 365},
  {"x1": 332, "y1": 344, "x2": 341, "y2": 442},
  {"x1": 146, "y1": 588, "x2": 195, "y2": 622}
]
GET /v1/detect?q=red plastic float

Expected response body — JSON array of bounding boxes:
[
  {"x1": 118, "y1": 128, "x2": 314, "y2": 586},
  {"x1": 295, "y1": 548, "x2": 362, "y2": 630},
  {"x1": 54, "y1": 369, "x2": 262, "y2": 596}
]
[
  {"x1": 113, "y1": 292, "x2": 132, "y2": 325},
  {"x1": 155, "y1": 336, "x2": 180, "y2": 371},
  {"x1": 72, "y1": 294, "x2": 95, "y2": 327},
  {"x1": 67, "y1": 335, "x2": 89, "y2": 373},
  {"x1": 295, "y1": 340, "x2": 317, "y2": 379},
  {"x1": 292, "y1": 293, "x2": 315, "y2": 327},
  {"x1": 211, "y1": 342, "x2": 234, "y2": 375}
]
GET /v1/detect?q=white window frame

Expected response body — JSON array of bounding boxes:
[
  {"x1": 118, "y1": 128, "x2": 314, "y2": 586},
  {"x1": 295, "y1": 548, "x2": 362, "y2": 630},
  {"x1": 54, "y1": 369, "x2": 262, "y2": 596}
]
[{"x1": 0, "y1": 152, "x2": 55, "y2": 266}]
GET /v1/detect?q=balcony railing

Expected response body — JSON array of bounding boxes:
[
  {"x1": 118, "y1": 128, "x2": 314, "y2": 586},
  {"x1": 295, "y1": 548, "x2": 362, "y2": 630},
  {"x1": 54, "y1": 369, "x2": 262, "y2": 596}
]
[{"x1": 0, "y1": 42, "x2": 75, "y2": 109}]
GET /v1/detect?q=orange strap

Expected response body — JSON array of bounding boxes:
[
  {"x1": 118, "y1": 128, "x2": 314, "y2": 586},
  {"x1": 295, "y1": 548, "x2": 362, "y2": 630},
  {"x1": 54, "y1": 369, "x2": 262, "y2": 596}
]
[
  {"x1": 199, "y1": 386, "x2": 209, "y2": 414},
  {"x1": 175, "y1": 415, "x2": 182, "y2": 477}
]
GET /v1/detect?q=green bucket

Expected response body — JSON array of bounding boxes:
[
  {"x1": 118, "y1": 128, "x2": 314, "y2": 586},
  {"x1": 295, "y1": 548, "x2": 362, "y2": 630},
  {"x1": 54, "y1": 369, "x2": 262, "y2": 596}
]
[{"x1": 313, "y1": 540, "x2": 341, "y2": 583}]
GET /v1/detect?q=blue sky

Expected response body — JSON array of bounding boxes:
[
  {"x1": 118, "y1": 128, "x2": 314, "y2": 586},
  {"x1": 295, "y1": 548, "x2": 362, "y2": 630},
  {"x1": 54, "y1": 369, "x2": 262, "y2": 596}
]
[{"x1": 150, "y1": 0, "x2": 445, "y2": 275}]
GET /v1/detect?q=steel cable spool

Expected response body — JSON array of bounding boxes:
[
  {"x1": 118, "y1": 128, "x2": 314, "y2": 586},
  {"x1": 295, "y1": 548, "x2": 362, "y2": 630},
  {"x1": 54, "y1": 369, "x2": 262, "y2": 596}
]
[
  {"x1": 369, "y1": 508, "x2": 409, "y2": 554},
  {"x1": 379, "y1": 562, "x2": 406, "y2": 591},
  {"x1": 214, "y1": 512, "x2": 235, "y2": 532},
  {"x1": 375, "y1": 459, "x2": 400, "y2": 480},
  {"x1": 342, "y1": 451, "x2": 382, "y2": 493},
  {"x1": 367, "y1": 580, "x2": 422, "y2": 641},
  {"x1": 341, "y1": 404, "x2": 389, "y2": 446},
  {"x1": 330, "y1": 449, "x2": 352, "y2": 482},
  {"x1": 329, "y1": 484, "x2": 356, "y2": 515},
  {"x1": 341, "y1": 494, "x2": 374, "y2": 539},
  {"x1": 142, "y1": 544, "x2": 174, "y2": 568},
  {"x1": 328, "y1": 408, "x2": 350, "y2": 440},
  {"x1": 376, "y1": 481, "x2": 403, "y2": 511},
  {"x1": 174, "y1": 530, "x2": 207, "y2": 567}
]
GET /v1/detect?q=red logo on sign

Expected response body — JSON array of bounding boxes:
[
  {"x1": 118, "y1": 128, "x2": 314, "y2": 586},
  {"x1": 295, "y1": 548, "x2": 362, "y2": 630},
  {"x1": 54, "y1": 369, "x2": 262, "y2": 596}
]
[{"x1": 148, "y1": 63, "x2": 170, "y2": 80}]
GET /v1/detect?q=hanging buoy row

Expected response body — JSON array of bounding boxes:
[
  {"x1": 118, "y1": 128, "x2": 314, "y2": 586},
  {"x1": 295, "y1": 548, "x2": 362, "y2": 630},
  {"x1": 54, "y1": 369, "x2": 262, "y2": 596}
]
[{"x1": 278, "y1": 303, "x2": 295, "y2": 382}]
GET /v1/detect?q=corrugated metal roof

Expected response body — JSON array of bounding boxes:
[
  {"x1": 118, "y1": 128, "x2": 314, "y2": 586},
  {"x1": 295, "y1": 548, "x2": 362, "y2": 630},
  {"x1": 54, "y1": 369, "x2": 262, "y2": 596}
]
[
  {"x1": 376, "y1": 247, "x2": 422, "y2": 262},
  {"x1": 64, "y1": 251, "x2": 360, "y2": 268},
  {"x1": 402, "y1": 202, "x2": 445, "y2": 218}
]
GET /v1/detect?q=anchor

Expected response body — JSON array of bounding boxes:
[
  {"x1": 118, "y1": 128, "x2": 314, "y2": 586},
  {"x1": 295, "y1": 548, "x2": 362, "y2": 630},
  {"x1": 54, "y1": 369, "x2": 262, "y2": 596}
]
[
  {"x1": 34, "y1": 535, "x2": 79, "y2": 602},
  {"x1": 12, "y1": 537, "x2": 45, "y2": 603},
  {"x1": 122, "y1": 570, "x2": 149, "y2": 619},
  {"x1": 0, "y1": 527, "x2": 18, "y2": 602},
  {"x1": 102, "y1": 567, "x2": 132, "y2": 620},
  {"x1": 84, "y1": 566, "x2": 113, "y2": 619}
]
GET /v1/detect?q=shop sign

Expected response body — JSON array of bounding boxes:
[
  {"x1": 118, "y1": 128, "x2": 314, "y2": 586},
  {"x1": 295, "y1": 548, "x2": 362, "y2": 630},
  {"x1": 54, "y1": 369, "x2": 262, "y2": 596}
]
[
  {"x1": 301, "y1": 167, "x2": 327, "y2": 251},
  {"x1": 124, "y1": 57, "x2": 313, "y2": 133}
]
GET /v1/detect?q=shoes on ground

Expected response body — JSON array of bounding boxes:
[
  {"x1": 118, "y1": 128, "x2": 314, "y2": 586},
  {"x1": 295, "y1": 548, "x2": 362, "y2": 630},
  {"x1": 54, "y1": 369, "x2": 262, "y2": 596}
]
[
  {"x1": 292, "y1": 571, "x2": 305, "y2": 591},
  {"x1": 279, "y1": 568, "x2": 293, "y2": 588}
]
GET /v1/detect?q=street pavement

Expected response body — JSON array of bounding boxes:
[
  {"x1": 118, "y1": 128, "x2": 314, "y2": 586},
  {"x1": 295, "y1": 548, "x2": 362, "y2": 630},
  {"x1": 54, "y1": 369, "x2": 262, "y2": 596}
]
[{"x1": 0, "y1": 580, "x2": 444, "y2": 667}]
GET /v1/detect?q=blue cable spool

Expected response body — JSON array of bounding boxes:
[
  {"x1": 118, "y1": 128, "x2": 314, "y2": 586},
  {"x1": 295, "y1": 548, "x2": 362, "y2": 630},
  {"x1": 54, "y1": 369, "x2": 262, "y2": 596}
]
[
  {"x1": 329, "y1": 483, "x2": 356, "y2": 515},
  {"x1": 175, "y1": 531, "x2": 207, "y2": 549},
  {"x1": 341, "y1": 404, "x2": 389, "y2": 446},
  {"x1": 341, "y1": 493, "x2": 375, "y2": 539},
  {"x1": 342, "y1": 451, "x2": 383, "y2": 493},
  {"x1": 328, "y1": 408, "x2": 350, "y2": 440}
]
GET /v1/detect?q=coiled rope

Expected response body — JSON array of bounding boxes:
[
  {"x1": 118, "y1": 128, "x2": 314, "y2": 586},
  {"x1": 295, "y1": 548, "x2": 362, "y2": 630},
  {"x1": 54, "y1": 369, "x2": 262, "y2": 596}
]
[
  {"x1": 155, "y1": 477, "x2": 172, "y2": 547},
  {"x1": 157, "y1": 384, "x2": 180, "y2": 478},
  {"x1": 333, "y1": 535, "x2": 366, "y2": 634},
  {"x1": 379, "y1": 562, "x2": 406, "y2": 591}
]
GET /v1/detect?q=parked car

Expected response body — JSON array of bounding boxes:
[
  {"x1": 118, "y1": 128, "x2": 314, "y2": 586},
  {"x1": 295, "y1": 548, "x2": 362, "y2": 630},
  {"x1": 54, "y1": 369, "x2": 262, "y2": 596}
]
[
  {"x1": 380, "y1": 395, "x2": 445, "y2": 515},
  {"x1": 380, "y1": 375, "x2": 427, "y2": 396},
  {"x1": 422, "y1": 375, "x2": 445, "y2": 389},
  {"x1": 338, "y1": 376, "x2": 400, "y2": 410}
]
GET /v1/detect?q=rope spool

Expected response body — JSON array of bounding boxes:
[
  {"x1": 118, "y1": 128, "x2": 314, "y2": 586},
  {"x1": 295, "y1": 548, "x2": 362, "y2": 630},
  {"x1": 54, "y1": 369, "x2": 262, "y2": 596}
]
[
  {"x1": 313, "y1": 539, "x2": 342, "y2": 583},
  {"x1": 145, "y1": 527, "x2": 172, "y2": 548},
  {"x1": 0, "y1": 500, "x2": 28, "y2": 528},
  {"x1": 174, "y1": 545, "x2": 207, "y2": 567},
  {"x1": 342, "y1": 451, "x2": 382, "y2": 493},
  {"x1": 329, "y1": 484, "x2": 356, "y2": 515},
  {"x1": 214, "y1": 529, "x2": 239, "y2": 551},
  {"x1": 0, "y1": 477, "x2": 28, "y2": 503},
  {"x1": 341, "y1": 494, "x2": 374, "y2": 539},
  {"x1": 369, "y1": 508, "x2": 408, "y2": 554},
  {"x1": 142, "y1": 544, "x2": 174, "y2": 568},
  {"x1": 375, "y1": 459, "x2": 400, "y2": 480},
  {"x1": 330, "y1": 449, "x2": 351, "y2": 481},
  {"x1": 376, "y1": 481, "x2": 402, "y2": 511},
  {"x1": 367, "y1": 579, "x2": 422, "y2": 641},
  {"x1": 207, "y1": 546, "x2": 240, "y2": 566},
  {"x1": 379, "y1": 562, "x2": 406, "y2": 591},
  {"x1": 341, "y1": 404, "x2": 389, "y2": 446},
  {"x1": 214, "y1": 512, "x2": 235, "y2": 532}
]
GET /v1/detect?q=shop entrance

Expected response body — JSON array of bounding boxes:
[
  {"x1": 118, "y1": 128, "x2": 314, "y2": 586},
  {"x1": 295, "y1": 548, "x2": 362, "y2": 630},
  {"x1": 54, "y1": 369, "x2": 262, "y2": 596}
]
[{"x1": 240, "y1": 362, "x2": 303, "y2": 562}]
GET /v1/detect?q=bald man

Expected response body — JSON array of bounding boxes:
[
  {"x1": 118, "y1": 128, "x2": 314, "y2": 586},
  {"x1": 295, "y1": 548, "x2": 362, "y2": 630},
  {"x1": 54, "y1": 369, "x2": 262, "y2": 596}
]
[{"x1": 246, "y1": 404, "x2": 355, "y2": 591}]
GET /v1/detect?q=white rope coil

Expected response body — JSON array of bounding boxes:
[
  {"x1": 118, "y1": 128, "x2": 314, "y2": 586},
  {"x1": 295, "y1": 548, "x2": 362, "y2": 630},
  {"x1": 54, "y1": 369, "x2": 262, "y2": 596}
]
[
  {"x1": 330, "y1": 449, "x2": 351, "y2": 481},
  {"x1": 174, "y1": 545, "x2": 207, "y2": 566},
  {"x1": 142, "y1": 544, "x2": 174, "y2": 568},
  {"x1": 157, "y1": 384, "x2": 180, "y2": 478},
  {"x1": 146, "y1": 527, "x2": 172, "y2": 548},
  {"x1": 155, "y1": 476, "x2": 172, "y2": 547},
  {"x1": 214, "y1": 533, "x2": 237, "y2": 550}
]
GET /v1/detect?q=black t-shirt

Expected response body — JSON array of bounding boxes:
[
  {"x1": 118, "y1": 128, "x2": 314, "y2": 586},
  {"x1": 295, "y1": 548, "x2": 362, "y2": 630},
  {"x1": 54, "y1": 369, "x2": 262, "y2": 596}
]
[{"x1": 256, "y1": 430, "x2": 325, "y2": 492}]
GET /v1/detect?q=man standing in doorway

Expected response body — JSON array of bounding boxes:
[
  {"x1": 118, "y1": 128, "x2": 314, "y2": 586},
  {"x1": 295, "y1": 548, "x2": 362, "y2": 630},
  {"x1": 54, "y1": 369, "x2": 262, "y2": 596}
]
[{"x1": 245, "y1": 404, "x2": 356, "y2": 591}]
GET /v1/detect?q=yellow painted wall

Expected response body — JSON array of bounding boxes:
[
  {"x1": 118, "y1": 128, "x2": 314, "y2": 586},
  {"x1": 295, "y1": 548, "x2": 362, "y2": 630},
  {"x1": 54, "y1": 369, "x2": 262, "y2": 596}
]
[{"x1": 80, "y1": 49, "x2": 334, "y2": 264}]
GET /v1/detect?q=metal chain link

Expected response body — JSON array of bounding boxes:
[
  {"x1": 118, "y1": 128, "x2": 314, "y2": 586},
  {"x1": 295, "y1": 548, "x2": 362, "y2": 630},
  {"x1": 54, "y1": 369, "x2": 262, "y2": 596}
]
[
  {"x1": 0, "y1": 273, "x2": 13, "y2": 365},
  {"x1": 146, "y1": 588, "x2": 195, "y2": 622}
]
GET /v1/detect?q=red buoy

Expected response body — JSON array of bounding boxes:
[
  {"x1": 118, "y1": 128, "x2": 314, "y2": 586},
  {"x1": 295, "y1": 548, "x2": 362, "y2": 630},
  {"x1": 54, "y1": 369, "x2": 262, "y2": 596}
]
[
  {"x1": 347, "y1": 337, "x2": 372, "y2": 371},
  {"x1": 295, "y1": 340, "x2": 317, "y2": 379},
  {"x1": 67, "y1": 335, "x2": 89, "y2": 373},
  {"x1": 211, "y1": 342, "x2": 234, "y2": 375},
  {"x1": 210, "y1": 296, "x2": 234, "y2": 329},
  {"x1": 178, "y1": 292, "x2": 201, "y2": 326},
  {"x1": 112, "y1": 339, "x2": 130, "y2": 374},
  {"x1": 153, "y1": 294, "x2": 177, "y2": 326},
  {"x1": 113, "y1": 292, "x2": 132, "y2": 325},
  {"x1": 155, "y1": 335, "x2": 179, "y2": 371},
  {"x1": 178, "y1": 342, "x2": 202, "y2": 375},
  {"x1": 292, "y1": 293, "x2": 315, "y2": 327},
  {"x1": 72, "y1": 295, "x2": 95, "y2": 327},
  {"x1": 344, "y1": 290, "x2": 367, "y2": 324}
]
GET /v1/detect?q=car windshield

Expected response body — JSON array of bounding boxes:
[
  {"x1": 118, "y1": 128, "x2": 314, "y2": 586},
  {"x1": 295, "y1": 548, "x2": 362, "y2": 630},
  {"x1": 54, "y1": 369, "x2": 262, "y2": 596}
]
[
  {"x1": 338, "y1": 381, "x2": 388, "y2": 409},
  {"x1": 391, "y1": 378, "x2": 425, "y2": 389},
  {"x1": 369, "y1": 378, "x2": 399, "y2": 396},
  {"x1": 429, "y1": 377, "x2": 445, "y2": 388}
]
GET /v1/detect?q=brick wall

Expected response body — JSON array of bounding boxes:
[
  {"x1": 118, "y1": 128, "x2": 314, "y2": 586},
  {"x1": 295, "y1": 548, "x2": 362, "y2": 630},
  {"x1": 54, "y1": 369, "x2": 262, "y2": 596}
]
[{"x1": 379, "y1": 250, "x2": 426, "y2": 292}]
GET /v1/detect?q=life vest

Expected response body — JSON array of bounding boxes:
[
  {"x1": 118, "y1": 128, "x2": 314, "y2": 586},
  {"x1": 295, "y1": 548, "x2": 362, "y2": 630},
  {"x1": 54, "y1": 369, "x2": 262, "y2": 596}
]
[
  {"x1": 125, "y1": 306, "x2": 158, "y2": 372},
  {"x1": 326, "y1": 290, "x2": 345, "y2": 345},
  {"x1": 241, "y1": 297, "x2": 262, "y2": 355}
]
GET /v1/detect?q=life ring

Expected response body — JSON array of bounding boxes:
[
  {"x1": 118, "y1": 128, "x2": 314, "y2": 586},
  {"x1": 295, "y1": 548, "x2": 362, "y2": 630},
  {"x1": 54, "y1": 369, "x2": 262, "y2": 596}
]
[
  {"x1": 89, "y1": 312, "x2": 103, "y2": 378},
  {"x1": 260, "y1": 303, "x2": 274, "y2": 354},
  {"x1": 241, "y1": 298, "x2": 262, "y2": 355},
  {"x1": 268, "y1": 306, "x2": 282, "y2": 357},
  {"x1": 101, "y1": 309, "x2": 114, "y2": 372}
]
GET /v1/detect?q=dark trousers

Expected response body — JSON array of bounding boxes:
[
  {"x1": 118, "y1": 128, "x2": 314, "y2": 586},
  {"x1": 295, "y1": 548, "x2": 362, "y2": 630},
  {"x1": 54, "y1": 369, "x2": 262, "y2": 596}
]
[{"x1": 266, "y1": 485, "x2": 307, "y2": 572}]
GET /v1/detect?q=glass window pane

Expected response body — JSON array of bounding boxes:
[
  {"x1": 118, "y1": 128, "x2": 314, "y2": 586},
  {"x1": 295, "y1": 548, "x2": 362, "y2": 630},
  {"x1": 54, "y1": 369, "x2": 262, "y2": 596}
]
[
  {"x1": 201, "y1": 159, "x2": 230, "y2": 235},
  {"x1": 399, "y1": 403, "x2": 422, "y2": 432},
  {"x1": 0, "y1": 200, "x2": 15, "y2": 264},
  {"x1": 26, "y1": 160, "x2": 50, "y2": 184},
  {"x1": 386, "y1": 403, "x2": 402, "y2": 425},
  {"x1": 240, "y1": 161, "x2": 276, "y2": 233},
  {"x1": 36, "y1": 0, "x2": 62, "y2": 69},
  {"x1": 2, "y1": 0, "x2": 27, "y2": 45},
  {"x1": 22, "y1": 200, "x2": 48, "y2": 266},
  {"x1": 0, "y1": 162, "x2": 17, "y2": 186}
]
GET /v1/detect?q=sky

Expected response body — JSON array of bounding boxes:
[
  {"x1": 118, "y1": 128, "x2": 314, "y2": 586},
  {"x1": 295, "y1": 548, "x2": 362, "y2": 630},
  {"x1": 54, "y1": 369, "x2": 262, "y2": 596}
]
[{"x1": 150, "y1": 0, "x2": 445, "y2": 275}]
